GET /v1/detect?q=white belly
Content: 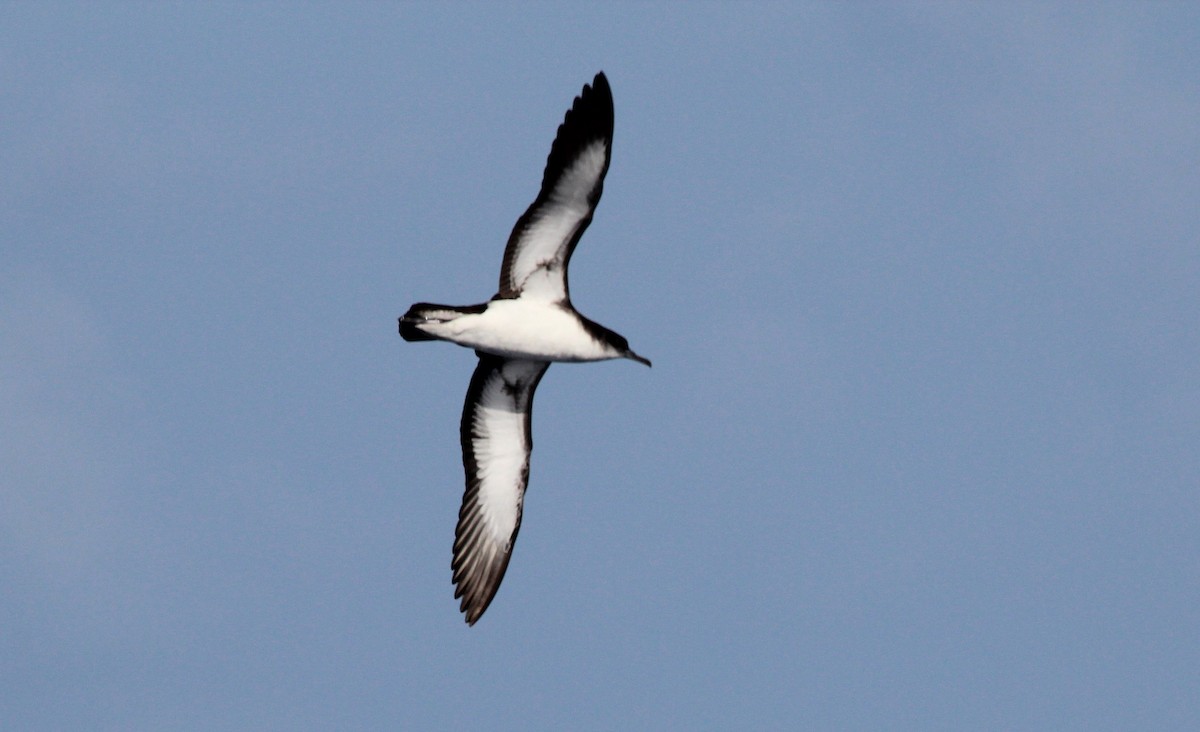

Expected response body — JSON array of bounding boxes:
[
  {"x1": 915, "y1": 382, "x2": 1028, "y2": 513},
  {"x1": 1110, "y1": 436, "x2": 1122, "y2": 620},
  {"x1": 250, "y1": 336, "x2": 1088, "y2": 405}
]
[{"x1": 426, "y1": 299, "x2": 615, "y2": 362}]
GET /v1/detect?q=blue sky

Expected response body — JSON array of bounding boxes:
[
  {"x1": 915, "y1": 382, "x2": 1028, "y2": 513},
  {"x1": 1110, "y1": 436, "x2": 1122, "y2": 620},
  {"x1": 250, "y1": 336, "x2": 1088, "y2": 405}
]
[{"x1": 2, "y1": 3, "x2": 1197, "y2": 730}]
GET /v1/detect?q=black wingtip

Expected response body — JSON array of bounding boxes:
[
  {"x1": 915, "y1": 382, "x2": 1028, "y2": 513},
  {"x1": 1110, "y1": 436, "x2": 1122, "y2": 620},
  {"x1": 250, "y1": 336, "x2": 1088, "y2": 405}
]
[
  {"x1": 560, "y1": 70, "x2": 614, "y2": 146},
  {"x1": 583, "y1": 71, "x2": 613, "y2": 124},
  {"x1": 453, "y1": 559, "x2": 510, "y2": 627}
]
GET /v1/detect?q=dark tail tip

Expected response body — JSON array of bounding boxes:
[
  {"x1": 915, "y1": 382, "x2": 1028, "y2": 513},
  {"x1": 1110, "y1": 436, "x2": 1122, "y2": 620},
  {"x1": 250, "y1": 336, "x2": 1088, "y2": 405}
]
[{"x1": 398, "y1": 315, "x2": 438, "y2": 342}]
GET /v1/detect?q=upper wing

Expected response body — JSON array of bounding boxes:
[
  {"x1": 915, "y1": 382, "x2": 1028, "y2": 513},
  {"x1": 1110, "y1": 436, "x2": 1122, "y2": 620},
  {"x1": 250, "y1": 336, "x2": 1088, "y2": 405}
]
[
  {"x1": 452, "y1": 355, "x2": 551, "y2": 625},
  {"x1": 497, "y1": 72, "x2": 614, "y2": 303}
]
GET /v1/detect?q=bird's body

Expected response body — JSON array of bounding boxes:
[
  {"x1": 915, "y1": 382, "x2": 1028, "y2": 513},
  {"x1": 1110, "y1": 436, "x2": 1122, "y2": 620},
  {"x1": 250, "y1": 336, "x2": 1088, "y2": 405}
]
[
  {"x1": 398, "y1": 72, "x2": 649, "y2": 625},
  {"x1": 401, "y1": 297, "x2": 640, "y2": 364}
]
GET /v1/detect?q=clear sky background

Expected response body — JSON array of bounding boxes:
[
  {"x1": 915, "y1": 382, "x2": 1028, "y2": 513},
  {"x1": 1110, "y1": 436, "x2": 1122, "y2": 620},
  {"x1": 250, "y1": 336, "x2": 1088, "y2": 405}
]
[{"x1": 3, "y1": 3, "x2": 1197, "y2": 730}]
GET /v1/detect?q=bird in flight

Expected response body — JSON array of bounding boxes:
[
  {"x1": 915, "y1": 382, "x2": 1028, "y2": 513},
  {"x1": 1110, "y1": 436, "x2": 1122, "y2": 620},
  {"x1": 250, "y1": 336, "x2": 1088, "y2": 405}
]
[{"x1": 399, "y1": 72, "x2": 650, "y2": 625}]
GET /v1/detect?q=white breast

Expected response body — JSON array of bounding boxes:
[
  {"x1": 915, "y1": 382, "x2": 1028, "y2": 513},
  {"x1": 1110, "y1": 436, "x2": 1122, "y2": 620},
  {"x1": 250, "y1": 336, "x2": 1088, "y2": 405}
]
[{"x1": 434, "y1": 299, "x2": 616, "y2": 362}]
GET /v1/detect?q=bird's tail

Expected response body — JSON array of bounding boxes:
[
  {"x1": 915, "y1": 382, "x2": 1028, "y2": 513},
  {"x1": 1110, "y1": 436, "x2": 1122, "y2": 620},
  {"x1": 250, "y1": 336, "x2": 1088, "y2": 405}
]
[{"x1": 398, "y1": 302, "x2": 487, "y2": 342}]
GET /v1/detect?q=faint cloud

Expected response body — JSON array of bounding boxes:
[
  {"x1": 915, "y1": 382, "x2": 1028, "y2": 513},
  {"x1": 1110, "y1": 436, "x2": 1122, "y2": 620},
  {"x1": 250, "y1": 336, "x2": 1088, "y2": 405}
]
[{"x1": 0, "y1": 275, "x2": 133, "y2": 585}]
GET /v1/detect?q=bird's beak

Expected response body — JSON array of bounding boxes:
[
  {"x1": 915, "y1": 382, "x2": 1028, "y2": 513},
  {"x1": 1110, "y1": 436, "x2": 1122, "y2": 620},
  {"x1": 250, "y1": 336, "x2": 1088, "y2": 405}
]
[{"x1": 626, "y1": 350, "x2": 652, "y2": 367}]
